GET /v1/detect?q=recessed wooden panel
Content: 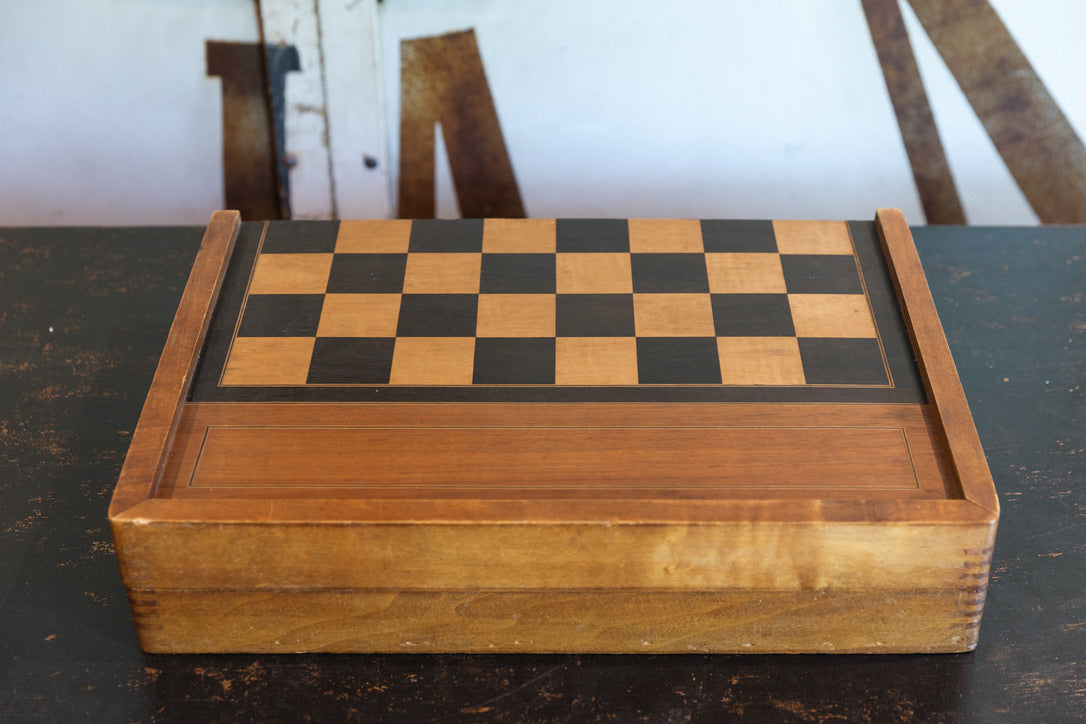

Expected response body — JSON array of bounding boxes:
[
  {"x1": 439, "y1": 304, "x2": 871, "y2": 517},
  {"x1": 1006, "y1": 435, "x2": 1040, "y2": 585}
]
[{"x1": 187, "y1": 425, "x2": 920, "y2": 491}]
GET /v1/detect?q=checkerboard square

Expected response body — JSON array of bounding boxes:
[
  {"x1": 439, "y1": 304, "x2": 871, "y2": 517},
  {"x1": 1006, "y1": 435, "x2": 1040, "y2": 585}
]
[
  {"x1": 476, "y1": 294, "x2": 556, "y2": 337},
  {"x1": 307, "y1": 337, "x2": 395, "y2": 384},
  {"x1": 335, "y1": 219, "x2": 412, "y2": 253},
  {"x1": 631, "y1": 254, "x2": 710, "y2": 293},
  {"x1": 326, "y1": 253, "x2": 407, "y2": 293},
  {"x1": 556, "y1": 294, "x2": 635, "y2": 337},
  {"x1": 634, "y1": 294, "x2": 716, "y2": 337},
  {"x1": 711, "y1": 294, "x2": 795, "y2": 337},
  {"x1": 402, "y1": 253, "x2": 481, "y2": 293},
  {"x1": 555, "y1": 337, "x2": 639, "y2": 385},
  {"x1": 556, "y1": 253, "x2": 633, "y2": 293},
  {"x1": 781, "y1": 254, "x2": 864, "y2": 294},
  {"x1": 788, "y1": 294, "x2": 877, "y2": 338},
  {"x1": 717, "y1": 337, "x2": 806, "y2": 385},
  {"x1": 237, "y1": 294, "x2": 325, "y2": 337},
  {"x1": 248, "y1": 253, "x2": 334, "y2": 295},
  {"x1": 628, "y1": 219, "x2": 703, "y2": 253},
  {"x1": 221, "y1": 337, "x2": 315, "y2": 386},
  {"x1": 482, "y1": 218, "x2": 556, "y2": 252},
  {"x1": 799, "y1": 337, "x2": 888, "y2": 385},
  {"x1": 480, "y1": 253, "x2": 556, "y2": 293},
  {"x1": 409, "y1": 218, "x2": 484, "y2": 252},
  {"x1": 473, "y1": 338, "x2": 556, "y2": 384},
  {"x1": 700, "y1": 220, "x2": 777, "y2": 252},
  {"x1": 262, "y1": 220, "x2": 338, "y2": 253},
  {"x1": 389, "y1": 337, "x2": 475, "y2": 385},
  {"x1": 772, "y1": 220, "x2": 853, "y2": 255},
  {"x1": 316, "y1": 294, "x2": 400, "y2": 338},
  {"x1": 636, "y1": 337, "x2": 722, "y2": 384},
  {"x1": 556, "y1": 219, "x2": 629, "y2": 252},
  {"x1": 705, "y1": 253, "x2": 787, "y2": 294},
  {"x1": 396, "y1": 294, "x2": 478, "y2": 337}
]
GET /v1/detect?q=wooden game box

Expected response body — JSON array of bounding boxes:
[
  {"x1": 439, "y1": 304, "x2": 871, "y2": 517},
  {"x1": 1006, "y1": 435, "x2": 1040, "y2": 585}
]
[{"x1": 109, "y1": 209, "x2": 998, "y2": 653}]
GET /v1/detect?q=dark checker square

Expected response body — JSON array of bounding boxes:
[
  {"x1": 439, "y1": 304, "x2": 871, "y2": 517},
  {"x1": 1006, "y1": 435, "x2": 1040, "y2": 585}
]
[
  {"x1": 326, "y1": 253, "x2": 407, "y2": 293},
  {"x1": 409, "y1": 219, "x2": 484, "y2": 252},
  {"x1": 631, "y1": 253, "x2": 710, "y2": 293},
  {"x1": 261, "y1": 220, "x2": 339, "y2": 253},
  {"x1": 700, "y1": 219, "x2": 777, "y2": 253},
  {"x1": 798, "y1": 338, "x2": 889, "y2": 385},
  {"x1": 556, "y1": 294, "x2": 635, "y2": 337},
  {"x1": 237, "y1": 294, "x2": 324, "y2": 337},
  {"x1": 307, "y1": 337, "x2": 394, "y2": 384},
  {"x1": 480, "y1": 253, "x2": 556, "y2": 293},
  {"x1": 396, "y1": 294, "x2": 478, "y2": 337},
  {"x1": 556, "y1": 219, "x2": 630, "y2": 252},
  {"x1": 711, "y1": 294, "x2": 795, "y2": 336},
  {"x1": 781, "y1": 254, "x2": 864, "y2": 294},
  {"x1": 636, "y1": 337, "x2": 722, "y2": 384},
  {"x1": 473, "y1": 338, "x2": 556, "y2": 384}
]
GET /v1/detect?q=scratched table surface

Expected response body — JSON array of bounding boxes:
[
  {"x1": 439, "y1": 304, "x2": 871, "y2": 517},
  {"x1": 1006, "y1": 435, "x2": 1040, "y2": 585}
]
[{"x1": 1, "y1": 224, "x2": 1082, "y2": 722}]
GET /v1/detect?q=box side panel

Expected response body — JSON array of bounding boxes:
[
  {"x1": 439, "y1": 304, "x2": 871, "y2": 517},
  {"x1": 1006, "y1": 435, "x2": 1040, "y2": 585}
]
[
  {"x1": 129, "y1": 587, "x2": 985, "y2": 654},
  {"x1": 112, "y1": 516, "x2": 995, "y2": 593}
]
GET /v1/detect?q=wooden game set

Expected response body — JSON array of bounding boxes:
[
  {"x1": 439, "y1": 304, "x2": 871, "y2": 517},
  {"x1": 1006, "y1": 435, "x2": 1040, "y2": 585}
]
[{"x1": 109, "y1": 209, "x2": 998, "y2": 653}]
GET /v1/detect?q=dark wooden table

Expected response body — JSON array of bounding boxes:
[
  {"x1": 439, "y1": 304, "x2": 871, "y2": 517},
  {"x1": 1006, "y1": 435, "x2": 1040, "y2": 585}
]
[{"x1": 1, "y1": 224, "x2": 1082, "y2": 722}]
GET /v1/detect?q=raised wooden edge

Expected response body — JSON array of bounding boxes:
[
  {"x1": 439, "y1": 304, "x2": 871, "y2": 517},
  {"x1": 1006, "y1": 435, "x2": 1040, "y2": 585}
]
[
  {"x1": 108, "y1": 211, "x2": 241, "y2": 518},
  {"x1": 874, "y1": 208, "x2": 1000, "y2": 518}
]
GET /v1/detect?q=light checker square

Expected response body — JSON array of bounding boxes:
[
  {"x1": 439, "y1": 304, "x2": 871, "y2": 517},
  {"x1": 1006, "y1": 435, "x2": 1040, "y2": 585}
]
[
  {"x1": 788, "y1": 294, "x2": 878, "y2": 338},
  {"x1": 248, "y1": 253, "x2": 333, "y2": 295},
  {"x1": 402, "y1": 253, "x2": 481, "y2": 294},
  {"x1": 705, "y1": 253, "x2": 787, "y2": 294},
  {"x1": 555, "y1": 337, "x2": 639, "y2": 385},
  {"x1": 221, "y1": 337, "x2": 315, "y2": 386},
  {"x1": 717, "y1": 337, "x2": 806, "y2": 386},
  {"x1": 316, "y1": 294, "x2": 400, "y2": 338},
  {"x1": 556, "y1": 253, "x2": 633, "y2": 294},
  {"x1": 476, "y1": 294, "x2": 556, "y2": 337},
  {"x1": 633, "y1": 294, "x2": 716, "y2": 337},
  {"x1": 389, "y1": 337, "x2": 475, "y2": 385}
]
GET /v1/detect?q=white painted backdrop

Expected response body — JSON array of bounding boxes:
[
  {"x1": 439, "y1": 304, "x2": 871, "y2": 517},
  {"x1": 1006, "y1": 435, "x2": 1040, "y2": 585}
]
[{"x1": 2, "y1": 0, "x2": 1083, "y2": 225}]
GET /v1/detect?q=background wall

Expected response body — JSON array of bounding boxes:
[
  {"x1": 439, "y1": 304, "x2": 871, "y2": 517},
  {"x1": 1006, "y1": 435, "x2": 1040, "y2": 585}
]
[{"x1": 2, "y1": 0, "x2": 1084, "y2": 225}]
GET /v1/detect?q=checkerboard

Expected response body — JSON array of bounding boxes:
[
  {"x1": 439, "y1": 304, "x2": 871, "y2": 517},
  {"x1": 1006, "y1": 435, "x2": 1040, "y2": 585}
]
[{"x1": 202, "y1": 218, "x2": 914, "y2": 396}]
